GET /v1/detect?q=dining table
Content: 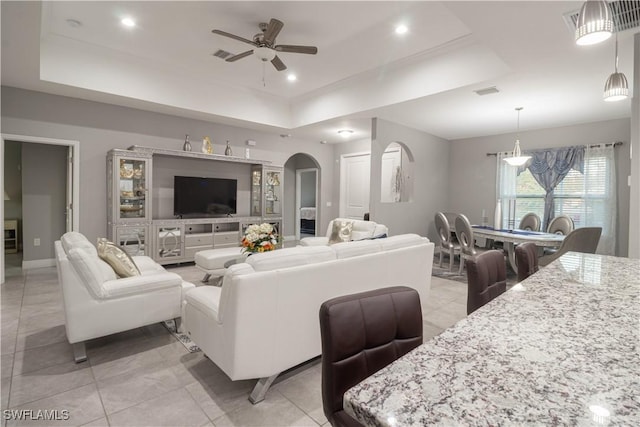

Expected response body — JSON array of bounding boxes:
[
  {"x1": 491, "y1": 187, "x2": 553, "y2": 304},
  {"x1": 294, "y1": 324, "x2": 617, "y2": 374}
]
[
  {"x1": 471, "y1": 225, "x2": 565, "y2": 273},
  {"x1": 343, "y1": 252, "x2": 640, "y2": 426}
]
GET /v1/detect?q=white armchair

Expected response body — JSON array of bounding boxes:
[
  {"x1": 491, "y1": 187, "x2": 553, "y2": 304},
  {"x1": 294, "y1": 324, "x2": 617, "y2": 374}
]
[
  {"x1": 299, "y1": 218, "x2": 388, "y2": 246},
  {"x1": 54, "y1": 232, "x2": 195, "y2": 362}
]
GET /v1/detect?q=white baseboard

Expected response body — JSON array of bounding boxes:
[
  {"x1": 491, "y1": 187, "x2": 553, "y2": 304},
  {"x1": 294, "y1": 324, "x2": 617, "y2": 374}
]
[
  {"x1": 283, "y1": 235, "x2": 296, "y2": 242},
  {"x1": 22, "y1": 258, "x2": 56, "y2": 270}
]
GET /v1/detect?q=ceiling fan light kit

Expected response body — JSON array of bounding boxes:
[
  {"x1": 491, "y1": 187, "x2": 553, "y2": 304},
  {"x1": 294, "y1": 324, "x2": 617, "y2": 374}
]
[
  {"x1": 211, "y1": 18, "x2": 318, "y2": 73},
  {"x1": 575, "y1": 0, "x2": 613, "y2": 46},
  {"x1": 503, "y1": 107, "x2": 531, "y2": 167}
]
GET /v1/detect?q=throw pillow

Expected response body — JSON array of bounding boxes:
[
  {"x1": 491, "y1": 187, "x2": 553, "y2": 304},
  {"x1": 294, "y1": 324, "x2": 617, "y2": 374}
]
[
  {"x1": 328, "y1": 220, "x2": 353, "y2": 244},
  {"x1": 97, "y1": 238, "x2": 140, "y2": 278}
]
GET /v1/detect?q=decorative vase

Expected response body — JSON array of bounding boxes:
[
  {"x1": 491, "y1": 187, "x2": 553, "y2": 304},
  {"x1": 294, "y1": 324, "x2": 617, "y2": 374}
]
[
  {"x1": 224, "y1": 141, "x2": 232, "y2": 156},
  {"x1": 202, "y1": 136, "x2": 212, "y2": 154},
  {"x1": 494, "y1": 199, "x2": 502, "y2": 229},
  {"x1": 183, "y1": 134, "x2": 192, "y2": 152}
]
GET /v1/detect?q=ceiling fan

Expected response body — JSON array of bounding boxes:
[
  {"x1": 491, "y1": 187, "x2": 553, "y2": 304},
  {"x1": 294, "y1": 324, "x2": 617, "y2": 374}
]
[{"x1": 212, "y1": 18, "x2": 318, "y2": 71}]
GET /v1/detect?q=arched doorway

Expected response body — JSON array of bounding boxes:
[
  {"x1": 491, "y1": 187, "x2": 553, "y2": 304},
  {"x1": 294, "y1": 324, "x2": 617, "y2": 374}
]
[{"x1": 283, "y1": 153, "x2": 321, "y2": 242}]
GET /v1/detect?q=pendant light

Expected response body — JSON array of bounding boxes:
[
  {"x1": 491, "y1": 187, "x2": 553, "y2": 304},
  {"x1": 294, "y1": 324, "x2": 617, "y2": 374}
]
[
  {"x1": 504, "y1": 107, "x2": 531, "y2": 167},
  {"x1": 603, "y1": 12, "x2": 629, "y2": 101},
  {"x1": 575, "y1": 0, "x2": 613, "y2": 46}
]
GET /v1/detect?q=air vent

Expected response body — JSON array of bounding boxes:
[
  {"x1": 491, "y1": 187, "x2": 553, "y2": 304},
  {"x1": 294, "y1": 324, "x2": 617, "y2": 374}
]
[
  {"x1": 474, "y1": 86, "x2": 500, "y2": 96},
  {"x1": 212, "y1": 49, "x2": 232, "y2": 59},
  {"x1": 564, "y1": 1, "x2": 640, "y2": 34}
]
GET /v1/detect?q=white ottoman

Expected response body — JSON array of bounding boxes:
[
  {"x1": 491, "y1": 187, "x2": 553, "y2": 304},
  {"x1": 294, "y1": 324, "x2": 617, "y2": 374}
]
[{"x1": 195, "y1": 247, "x2": 244, "y2": 283}]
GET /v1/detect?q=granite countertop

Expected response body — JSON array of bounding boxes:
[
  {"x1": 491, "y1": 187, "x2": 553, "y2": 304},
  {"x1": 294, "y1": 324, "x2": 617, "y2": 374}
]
[{"x1": 344, "y1": 252, "x2": 640, "y2": 426}]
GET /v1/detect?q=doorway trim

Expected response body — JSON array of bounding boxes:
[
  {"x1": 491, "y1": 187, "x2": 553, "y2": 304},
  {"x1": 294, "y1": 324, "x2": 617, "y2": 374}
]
[
  {"x1": 1, "y1": 133, "x2": 80, "y2": 284},
  {"x1": 295, "y1": 168, "x2": 319, "y2": 240}
]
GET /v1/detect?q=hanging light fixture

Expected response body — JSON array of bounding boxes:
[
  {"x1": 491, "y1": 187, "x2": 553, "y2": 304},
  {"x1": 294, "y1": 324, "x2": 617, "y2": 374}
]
[
  {"x1": 575, "y1": 0, "x2": 613, "y2": 46},
  {"x1": 504, "y1": 107, "x2": 531, "y2": 167},
  {"x1": 603, "y1": 11, "x2": 629, "y2": 101}
]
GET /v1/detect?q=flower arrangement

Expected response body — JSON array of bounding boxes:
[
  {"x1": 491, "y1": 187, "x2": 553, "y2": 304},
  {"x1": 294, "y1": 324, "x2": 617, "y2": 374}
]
[{"x1": 241, "y1": 223, "x2": 279, "y2": 254}]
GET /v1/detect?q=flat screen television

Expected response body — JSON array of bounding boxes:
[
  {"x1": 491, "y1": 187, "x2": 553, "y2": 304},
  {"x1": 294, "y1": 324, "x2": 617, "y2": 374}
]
[{"x1": 173, "y1": 176, "x2": 237, "y2": 217}]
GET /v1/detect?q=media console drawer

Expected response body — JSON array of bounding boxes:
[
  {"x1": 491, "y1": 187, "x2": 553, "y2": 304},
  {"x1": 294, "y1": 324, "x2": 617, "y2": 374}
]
[
  {"x1": 214, "y1": 231, "x2": 239, "y2": 246},
  {"x1": 185, "y1": 233, "x2": 213, "y2": 247}
]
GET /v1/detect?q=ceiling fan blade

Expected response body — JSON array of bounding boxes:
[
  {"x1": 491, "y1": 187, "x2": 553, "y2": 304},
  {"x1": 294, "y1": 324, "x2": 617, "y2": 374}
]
[
  {"x1": 226, "y1": 50, "x2": 254, "y2": 62},
  {"x1": 274, "y1": 45, "x2": 318, "y2": 55},
  {"x1": 212, "y1": 29, "x2": 258, "y2": 47},
  {"x1": 271, "y1": 55, "x2": 287, "y2": 71},
  {"x1": 263, "y1": 18, "x2": 284, "y2": 45}
]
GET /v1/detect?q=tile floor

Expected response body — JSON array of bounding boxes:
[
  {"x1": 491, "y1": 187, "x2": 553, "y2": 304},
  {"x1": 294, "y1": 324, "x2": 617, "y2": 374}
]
[{"x1": 0, "y1": 263, "x2": 466, "y2": 427}]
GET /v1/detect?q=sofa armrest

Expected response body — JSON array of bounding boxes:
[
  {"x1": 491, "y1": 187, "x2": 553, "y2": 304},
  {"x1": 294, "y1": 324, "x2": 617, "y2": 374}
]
[
  {"x1": 373, "y1": 224, "x2": 388, "y2": 237},
  {"x1": 299, "y1": 237, "x2": 329, "y2": 246},
  {"x1": 101, "y1": 272, "x2": 183, "y2": 299}
]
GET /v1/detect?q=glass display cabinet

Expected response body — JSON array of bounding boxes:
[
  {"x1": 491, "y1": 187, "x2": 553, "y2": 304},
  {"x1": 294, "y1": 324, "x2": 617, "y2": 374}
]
[
  {"x1": 251, "y1": 165, "x2": 283, "y2": 218},
  {"x1": 107, "y1": 149, "x2": 152, "y2": 255},
  {"x1": 115, "y1": 225, "x2": 147, "y2": 256}
]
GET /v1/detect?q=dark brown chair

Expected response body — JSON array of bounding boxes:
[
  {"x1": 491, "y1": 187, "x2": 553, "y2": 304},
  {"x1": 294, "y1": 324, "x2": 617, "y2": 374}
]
[
  {"x1": 465, "y1": 250, "x2": 507, "y2": 315},
  {"x1": 319, "y1": 286, "x2": 423, "y2": 427},
  {"x1": 515, "y1": 242, "x2": 539, "y2": 282}
]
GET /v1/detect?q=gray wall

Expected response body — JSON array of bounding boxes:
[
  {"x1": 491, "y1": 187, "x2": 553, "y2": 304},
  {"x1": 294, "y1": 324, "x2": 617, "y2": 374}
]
[
  {"x1": 1, "y1": 87, "x2": 335, "y2": 248},
  {"x1": 3, "y1": 141, "x2": 22, "y2": 249},
  {"x1": 371, "y1": 118, "x2": 451, "y2": 240},
  {"x1": 450, "y1": 118, "x2": 631, "y2": 256},
  {"x1": 21, "y1": 143, "x2": 67, "y2": 261},
  {"x1": 301, "y1": 171, "x2": 316, "y2": 207}
]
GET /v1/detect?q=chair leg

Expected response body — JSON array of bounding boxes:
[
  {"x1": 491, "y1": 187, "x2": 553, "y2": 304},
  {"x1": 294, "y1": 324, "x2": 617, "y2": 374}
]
[
  {"x1": 174, "y1": 317, "x2": 182, "y2": 333},
  {"x1": 248, "y1": 374, "x2": 279, "y2": 404},
  {"x1": 458, "y1": 255, "x2": 465, "y2": 275},
  {"x1": 438, "y1": 250, "x2": 444, "y2": 268},
  {"x1": 448, "y1": 248, "x2": 454, "y2": 272},
  {"x1": 72, "y1": 342, "x2": 87, "y2": 363},
  {"x1": 201, "y1": 273, "x2": 211, "y2": 283}
]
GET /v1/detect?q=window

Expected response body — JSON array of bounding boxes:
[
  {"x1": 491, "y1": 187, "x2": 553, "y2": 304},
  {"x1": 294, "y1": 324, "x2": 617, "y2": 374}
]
[{"x1": 497, "y1": 146, "x2": 616, "y2": 254}]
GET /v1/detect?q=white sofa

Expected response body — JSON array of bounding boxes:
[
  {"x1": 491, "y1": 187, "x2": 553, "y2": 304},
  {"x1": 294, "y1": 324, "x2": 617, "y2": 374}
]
[
  {"x1": 299, "y1": 218, "x2": 388, "y2": 246},
  {"x1": 54, "y1": 232, "x2": 195, "y2": 362},
  {"x1": 184, "y1": 233, "x2": 433, "y2": 403}
]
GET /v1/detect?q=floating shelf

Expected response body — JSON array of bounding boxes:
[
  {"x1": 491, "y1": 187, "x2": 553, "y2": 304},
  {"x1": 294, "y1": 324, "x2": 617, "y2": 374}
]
[{"x1": 128, "y1": 146, "x2": 271, "y2": 165}]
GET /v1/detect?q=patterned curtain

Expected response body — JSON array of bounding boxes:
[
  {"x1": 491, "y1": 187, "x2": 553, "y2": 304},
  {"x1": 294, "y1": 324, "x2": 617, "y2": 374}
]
[{"x1": 517, "y1": 146, "x2": 585, "y2": 229}]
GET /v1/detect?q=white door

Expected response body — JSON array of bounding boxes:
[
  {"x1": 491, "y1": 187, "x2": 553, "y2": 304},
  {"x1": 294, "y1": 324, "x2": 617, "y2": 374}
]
[
  {"x1": 340, "y1": 153, "x2": 370, "y2": 220},
  {"x1": 380, "y1": 147, "x2": 401, "y2": 203}
]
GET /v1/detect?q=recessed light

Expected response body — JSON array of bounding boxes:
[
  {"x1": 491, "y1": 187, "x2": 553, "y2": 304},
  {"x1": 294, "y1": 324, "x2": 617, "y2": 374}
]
[
  {"x1": 280, "y1": 134, "x2": 292, "y2": 138},
  {"x1": 66, "y1": 19, "x2": 82, "y2": 28},
  {"x1": 338, "y1": 129, "x2": 354, "y2": 138},
  {"x1": 320, "y1": 140, "x2": 328, "y2": 145},
  {"x1": 121, "y1": 17, "x2": 136, "y2": 28},
  {"x1": 287, "y1": 74, "x2": 297, "y2": 82},
  {"x1": 395, "y1": 24, "x2": 408, "y2": 35}
]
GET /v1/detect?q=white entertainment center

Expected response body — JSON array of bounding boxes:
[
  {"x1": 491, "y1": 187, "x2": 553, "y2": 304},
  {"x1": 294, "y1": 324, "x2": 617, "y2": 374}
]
[{"x1": 107, "y1": 146, "x2": 283, "y2": 265}]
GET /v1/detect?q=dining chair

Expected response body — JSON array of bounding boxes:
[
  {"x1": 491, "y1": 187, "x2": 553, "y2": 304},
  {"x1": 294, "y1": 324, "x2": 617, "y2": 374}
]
[
  {"x1": 319, "y1": 286, "x2": 422, "y2": 427},
  {"x1": 515, "y1": 242, "x2": 539, "y2": 282},
  {"x1": 538, "y1": 227, "x2": 602, "y2": 266},
  {"x1": 547, "y1": 215, "x2": 574, "y2": 235},
  {"x1": 443, "y1": 212, "x2": 458, "y2": 232},
  {"x1": 465, "y1": 250, "x2": 507, "y2": 315},
  {"x1": 455, "y1": 214, "x2": 488, "y2": 274},
  {"x1": 435, "y1": 212, "x2": 460, "y2": 272},
  {"x1": 518, "y1": 213, "x2": 541, "y2": 231}
]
